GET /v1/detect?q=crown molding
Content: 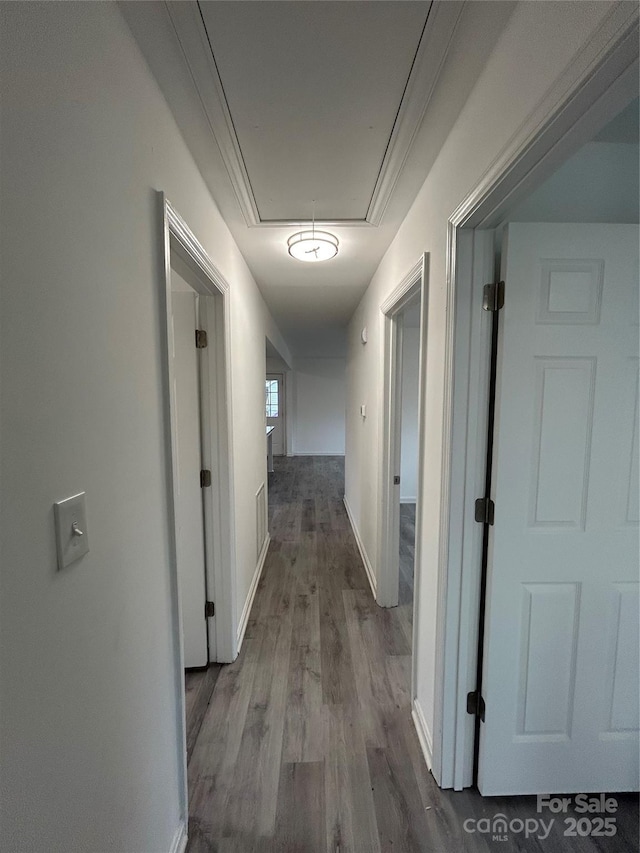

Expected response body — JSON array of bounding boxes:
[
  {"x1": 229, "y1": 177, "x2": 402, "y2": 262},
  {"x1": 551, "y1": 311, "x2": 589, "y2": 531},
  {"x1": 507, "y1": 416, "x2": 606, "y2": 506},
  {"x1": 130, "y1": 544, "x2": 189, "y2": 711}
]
[
  {"x1": 365, "y1": 1, "x2": 465, "y2": 227},
  {"x1": 450, "y1": 0, "x2": 639, "y2": 230},
  {"x1": 166, "y1": 1, "x2": 261, "y2": 227},
  {"x1": 165, "y1": 0, "x2": 463, "y2": 229},
  {"x1": 380, "y1": 257, "x2": 423, "y2": 315},
  {"x1": 165, "y1": 197, "x2": 230, "y2": 294}
]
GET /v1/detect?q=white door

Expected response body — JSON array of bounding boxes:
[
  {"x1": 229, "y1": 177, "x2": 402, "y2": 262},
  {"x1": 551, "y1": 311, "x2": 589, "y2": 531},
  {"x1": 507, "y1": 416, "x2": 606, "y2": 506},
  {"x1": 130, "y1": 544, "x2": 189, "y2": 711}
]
[
  {"x1": 172, "y1": 289, "x2": 208, "y2": 668},
  {"x1": 266, "y1": 373, "x2": 285, "y2": 456},
  {"x1": 478, "y1": 223, "x2": 639, "y2": 795}
]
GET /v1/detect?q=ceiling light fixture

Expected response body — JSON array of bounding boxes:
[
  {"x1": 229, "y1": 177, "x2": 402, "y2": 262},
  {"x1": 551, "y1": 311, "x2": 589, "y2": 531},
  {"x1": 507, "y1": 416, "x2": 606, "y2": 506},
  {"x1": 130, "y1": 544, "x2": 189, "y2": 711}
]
[{"x1": 287, "y1": 202, "x2": 339, "y2": 262}]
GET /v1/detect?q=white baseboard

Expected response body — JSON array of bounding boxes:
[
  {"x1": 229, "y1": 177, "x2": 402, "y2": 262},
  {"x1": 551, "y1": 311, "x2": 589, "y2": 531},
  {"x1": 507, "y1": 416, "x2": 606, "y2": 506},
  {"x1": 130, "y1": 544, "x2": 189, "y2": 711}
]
[
  {"x1": 170, "y1": 821, "x2": 188, "y2": 853},
  {"x1": 292, "y1": 451, "x2": 345, "y2": 456},
  {"x1": 411, "y1": 698, "x2": 433, "y2": 772},
  {"x1": 343, "y1": 496, "x2": 377, "y2": 598},
  {"x1": 400, "y1": 497, "x2": 417, "y2": 504},
  {"x1": 236, "y1": 533, "x2": 270, "y2": 652}
]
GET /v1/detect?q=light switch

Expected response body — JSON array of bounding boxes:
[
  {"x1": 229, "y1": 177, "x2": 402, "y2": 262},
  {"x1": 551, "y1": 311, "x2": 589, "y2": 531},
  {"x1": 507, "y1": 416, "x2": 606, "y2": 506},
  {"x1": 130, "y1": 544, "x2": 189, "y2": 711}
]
[{"x1": 54, "y1": 492, "x2": 89, "y2": 570}]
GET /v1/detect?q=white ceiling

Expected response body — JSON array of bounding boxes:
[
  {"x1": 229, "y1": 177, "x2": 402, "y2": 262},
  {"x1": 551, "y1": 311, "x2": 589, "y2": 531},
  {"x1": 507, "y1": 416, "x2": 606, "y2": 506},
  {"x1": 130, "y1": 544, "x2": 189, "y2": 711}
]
[
  {"x1": 121, "y1": 1, "x2": 516, "y2": 354},
  {"x1": 199, "y1": 1, "x2": 429, "y2": 222}
]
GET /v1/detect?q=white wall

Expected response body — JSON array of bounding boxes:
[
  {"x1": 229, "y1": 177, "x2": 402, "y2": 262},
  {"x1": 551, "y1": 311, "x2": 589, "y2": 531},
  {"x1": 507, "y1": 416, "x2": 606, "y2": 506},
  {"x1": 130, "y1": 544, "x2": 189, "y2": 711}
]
[
  {"x1": 266, "y1": 354, "x2": 346, "y2": 457},
  {"x1": 344, "y1": 0, "x2": 620, "y2": 772},
  {"x1": 400, "y1": 328, "x2": 420, "y2": 502},
  {"x1": 292, "y1": 359, "x2": 346, "y2": 455},
  {"x1": 266, "y1": 356, "x2": 289, "y2": 373},
  {"x1": 509, "y1": 141, "x2": 639, "y2": 223},
  {"x1": 0, "y1": 4, "x2": 289, "y2": 851},
  {"x1": 285, "y1": 325, "x2": 348, "y2": 358}
]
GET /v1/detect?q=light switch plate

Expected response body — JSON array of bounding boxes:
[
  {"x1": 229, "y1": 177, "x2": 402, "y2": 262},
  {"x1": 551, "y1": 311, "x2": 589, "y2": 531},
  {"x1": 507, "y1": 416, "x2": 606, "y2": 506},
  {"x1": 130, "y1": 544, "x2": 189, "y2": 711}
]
[{"x1": 54, "y1": 492, "x2": 89, "y2": 570}]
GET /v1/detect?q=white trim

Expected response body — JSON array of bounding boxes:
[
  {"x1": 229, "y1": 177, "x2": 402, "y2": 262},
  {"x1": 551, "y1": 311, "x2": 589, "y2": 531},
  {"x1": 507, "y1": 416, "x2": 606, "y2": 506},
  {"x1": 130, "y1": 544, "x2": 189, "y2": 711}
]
[
  {"x1": 202, "y1": 294, "x2": 237, "y2": 664},
  {"x1": 159, "y1": 193, "x2": 239, "y2": 826},
  {"x1": 166, "y1": 202, "x2": 229, "y2": 295},
  {"x1": 377, "y1": 257, "x2": 427, "y2": 612},
  {"x1": 453, "y1": 2, "x2": 638, "y2": 231},
  {"x1": 433, "y1": 228, "x2": 494, "y2": 791},
  {"x1": 292, "y1": 451, "x2": 345, "y2": 457},
  {"x1": 378, "y1": 309, "x2": 403, "y2": 609},
  {"x1": 400, "y1": 497, "x2": 417, "y2": 505},
  {"x1": 343, "y1": 496, "x2": 377, "y2": 598},
  {"x1": 196, "y1": 293, "x2": 218, "y2": 663},
  {"x1": 165, "y1": 2, "x2": 261, "y2": 228},
  {"x1": 166, "y1": 0, "x2": 462, "y2": 228},
  {"x1": 365, "y1": 1, "x2": 464, "y2": 226},
  {"x1": 164, "y1": 198, "x2": 238, "y2": 666},
  {"x1": 433, "y1": 4, "x2": 639, "y2": 791},
  {"x1": 380, "y1": 259, "x2": 424, "y2": 315},
  {"x1": 159, "y1": 197, "x2": 189, "y2": 828},
  {"x1": 411, "y1": 698, "x2": 433, "y2": 772},
  {"x1": 410, "y1": 254, "x2": 430, "y2": 732},
  {"x1": 236, "y1": 533, "x2": 271, "y2": 652},
  {"x1": 169, "y1": 821, "x2": 188, "y2": 853}
]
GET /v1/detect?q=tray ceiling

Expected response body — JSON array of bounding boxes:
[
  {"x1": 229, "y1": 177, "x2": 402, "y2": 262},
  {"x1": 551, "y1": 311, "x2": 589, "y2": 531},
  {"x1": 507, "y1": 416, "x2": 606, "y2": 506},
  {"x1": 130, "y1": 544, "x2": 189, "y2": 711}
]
[
  {"x1": 197, "y1": 1, "x2": 430, "y2": 223},
  {"x1": 122, "y1": 0, "x2": 516, "y2": 349},
  {"x1": 167, "y1": 0, "x2": 447, "y2": 227}
]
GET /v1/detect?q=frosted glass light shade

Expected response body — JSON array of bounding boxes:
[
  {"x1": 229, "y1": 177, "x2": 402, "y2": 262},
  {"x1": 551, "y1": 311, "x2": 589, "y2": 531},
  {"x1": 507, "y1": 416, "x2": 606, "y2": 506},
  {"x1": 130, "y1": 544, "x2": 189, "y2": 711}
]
[{"x1": 287, "y1": 230, "x2": 339, "y2": 262}]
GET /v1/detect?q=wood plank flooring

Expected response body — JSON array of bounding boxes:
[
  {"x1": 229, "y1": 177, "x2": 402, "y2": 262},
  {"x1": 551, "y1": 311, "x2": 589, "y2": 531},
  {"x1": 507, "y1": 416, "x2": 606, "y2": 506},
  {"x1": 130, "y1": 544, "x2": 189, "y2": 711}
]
[
  {"x1": 185, "y1": 664, "x2": 222, "y2": 764},
  {"x1": 186, "y1": 456, "x2": 638, "y2": 853},
  {"x1": 398, "y1": 502, "x2": 416, "y2": 651}
]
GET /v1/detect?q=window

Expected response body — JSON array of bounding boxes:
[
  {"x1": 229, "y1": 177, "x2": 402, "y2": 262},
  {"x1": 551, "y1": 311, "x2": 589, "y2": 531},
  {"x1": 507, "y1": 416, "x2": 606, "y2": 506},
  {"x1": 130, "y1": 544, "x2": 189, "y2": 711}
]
[{"x1": 266, "y1": 379, "x2": 279, "y2": 418}]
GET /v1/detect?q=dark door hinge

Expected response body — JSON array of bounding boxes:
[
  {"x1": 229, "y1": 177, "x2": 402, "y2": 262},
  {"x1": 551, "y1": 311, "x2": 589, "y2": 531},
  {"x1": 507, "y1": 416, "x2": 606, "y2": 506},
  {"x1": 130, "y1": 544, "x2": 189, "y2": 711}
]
[
  {"x1": 483, "y1": 280, "x2": 505, "y2": 312},
  {"x1": 200, "y1": 469, "x2": 212, "y2": 488},
  {"x1": 475, "y1": 497, "x2": 495, "y2": 525},
  {"x1": 393, "y1": 475, "x2": 401, "y2": 485},
  {"x1": 205, "y1": 601, "x2": 215, "y2": 618},
  {"x1": 467, "y1": 690, "x2": 485, "y2": 721},
  {"x1": 195, "y1": 329, "x2": 208, "y2": 349}
]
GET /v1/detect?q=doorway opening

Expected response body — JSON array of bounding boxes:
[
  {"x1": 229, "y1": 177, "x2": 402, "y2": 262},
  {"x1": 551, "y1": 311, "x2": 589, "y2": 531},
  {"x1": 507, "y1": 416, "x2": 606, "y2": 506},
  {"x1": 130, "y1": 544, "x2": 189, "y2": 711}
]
[
  {"x1": 159, "y1": 195, "x2": 237, "y2": 829},
  {"x1": 170, "y1": 262, "x2": 210, "y2": 670},
  {"x1": 434, "y1": 73, "x2": 639, "y2": 792},
  {"x1": 266, "y1": 373, "x2": 285, "y2": 459},
  {"x1": 169, "y1": 261, "x2": 224, "y2": 767},
  {"x1": 474, "y1": 97, "x2": 639, "y2": 795},
  {"x1": 378, "y1": 256, "x2": 429, "y2": 735},
  {"x1": 265, "y1": 340, "x2": 291, "y2": 530},
  {"x1": 397, "y1": 294, "x2": 421, "y2": 657}
]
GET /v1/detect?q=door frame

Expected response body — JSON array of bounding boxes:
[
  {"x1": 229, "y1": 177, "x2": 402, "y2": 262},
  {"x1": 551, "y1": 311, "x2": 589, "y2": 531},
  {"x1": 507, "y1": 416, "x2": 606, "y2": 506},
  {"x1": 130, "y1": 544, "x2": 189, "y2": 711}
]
[
  {"x1": 266, "y1": 371, "x2": 286, "y2": 456},
  {"x1": 169, "y1": 283, "x2": 211, "y2": 668},
  {"x1": 377, "y1": 256, "x2": 428, "y2": 610},
  {"x1": 433, "y1": 6, "x2": 638, "y2": 790},
  {"x1": 159, "y1": 193, "x2": 238, "y2": 822}
]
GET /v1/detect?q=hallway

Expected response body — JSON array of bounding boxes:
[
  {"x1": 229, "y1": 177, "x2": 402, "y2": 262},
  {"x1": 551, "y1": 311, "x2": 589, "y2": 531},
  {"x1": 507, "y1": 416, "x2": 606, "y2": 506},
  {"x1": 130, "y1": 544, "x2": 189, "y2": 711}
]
[
  {"x1": 184, "y1": 458, "x2": 638, "y2": 852},
  {"x1": 187, "y1": 456, "x2": 429, "y2": 851}
]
